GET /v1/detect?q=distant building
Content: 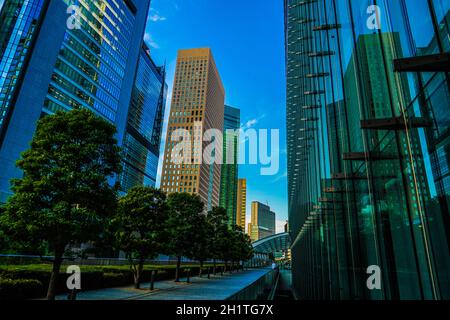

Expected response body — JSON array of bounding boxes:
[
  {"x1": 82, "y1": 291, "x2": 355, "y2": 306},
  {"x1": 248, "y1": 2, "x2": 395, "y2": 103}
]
[
  {"x1": 236, "y1": 178, "x2": 247, "y2": 229},
  {"x1": 160, "y1": 48, "x2": 225, "y2": 210},
  {"x1": 219, "y1": 105, "x2": 240, "y2": 224},
  {"x1": 249, "y1": 201, "x2": 276, "y2": 241}
]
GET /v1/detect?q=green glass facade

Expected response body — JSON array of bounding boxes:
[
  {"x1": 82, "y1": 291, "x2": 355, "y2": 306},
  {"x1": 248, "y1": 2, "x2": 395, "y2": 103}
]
[
  {"x1": 220, "y1": 105, "x2": 240, "y2": 225},
  {"x1": 285, "y1": 0, "x2": 450, "y2": 299}
]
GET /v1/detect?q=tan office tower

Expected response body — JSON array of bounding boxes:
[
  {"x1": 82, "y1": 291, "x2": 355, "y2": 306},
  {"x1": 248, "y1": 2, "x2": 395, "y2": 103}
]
[
  {"x1": 160, "y1": 48, "x2": 225, "y2": 210},
  {"x1": 249, "y1": 201, "x2": 276, "y2": 242},
  {"x1": 236, "y1": 179, "x2": 247, "y2": 230}
]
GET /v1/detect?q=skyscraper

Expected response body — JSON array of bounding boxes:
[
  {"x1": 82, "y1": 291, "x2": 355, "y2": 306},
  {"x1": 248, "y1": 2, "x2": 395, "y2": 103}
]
[
  {"x1": 120, "y1": 44, "x2": 168, "y2": 191},
  {"x1": 0, "y1": 0, "x2": 152, "y2": 203},
  {"x1": 249, "y1": 201, "x2": 275, "y2": 242},
  {"x1": 0, "y1": 0, "x2": 46, "y2": 139},
  {"x1": 219, "y1": 105, "x2": 240, "y2": 225},
  {"x1": 236, "y1": 178, "x2": 247, "y2": 230},
  {"x1": 160, "y1": 48, "x2": 225, "y2": 210},
  {"x1": 285, "y1": 0, "x2": 450, "y2": 300}
]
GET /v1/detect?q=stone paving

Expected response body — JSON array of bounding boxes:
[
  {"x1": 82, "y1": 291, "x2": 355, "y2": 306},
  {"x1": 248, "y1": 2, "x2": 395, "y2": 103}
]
[{"x1": 56, "y1": 268, "x2": 271, "y2": 300}]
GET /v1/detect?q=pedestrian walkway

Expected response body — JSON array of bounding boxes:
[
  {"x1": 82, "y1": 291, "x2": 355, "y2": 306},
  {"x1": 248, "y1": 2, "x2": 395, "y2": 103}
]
[{"x1": 56, "y1": 268, "x2": 272, "y2": 300}]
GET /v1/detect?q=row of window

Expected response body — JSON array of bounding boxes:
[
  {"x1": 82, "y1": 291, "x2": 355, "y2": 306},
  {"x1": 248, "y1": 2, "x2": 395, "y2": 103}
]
[{"x1": 286, "y1": 0, "x2": 450, "y2": 300}]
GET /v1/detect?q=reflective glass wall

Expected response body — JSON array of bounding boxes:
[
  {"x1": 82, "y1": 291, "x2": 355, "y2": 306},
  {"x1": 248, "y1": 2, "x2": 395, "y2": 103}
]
[
  {"x1": 44, "y1": 0, "x2": 136, "y2": 122},
  {"x1": 0, "y1": 0, "x2": 151, "y2": 203},
  {"x1": 0, "y1": 0, "x2": 46, "y2": 141},
  {"x1": 219, "y1": 105, "x2": 240, "y2": 226},
  {"x1": 120, "y1": 45, "x2": 167, "y2": 191},
  {"x1": 285, "y1": 0, "x2": 450, "y2": 300}
]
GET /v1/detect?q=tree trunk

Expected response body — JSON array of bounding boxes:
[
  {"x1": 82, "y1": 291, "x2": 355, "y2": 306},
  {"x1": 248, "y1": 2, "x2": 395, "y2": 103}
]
[
  {"x1": 213, "y1": 259, "x2": 216, "y2": 275},
  {"x1": 133, "y1": 260, "x2": 144, "y2": 289},
  {"x1": 46, "y1": 251, "x2": 63, "y2": 300},
  {"x1": 224, "y1": 261, "x2": 228, "y2": 273},
  {"x1": 199, "y1": 260, "x2": 204, "y2": 277},
  {"x1": 175, "y1": 256, "x2": 181, "y2": 282},
  {"x1": 150, "y1": 270, "x2": 157, "y2": 290}
]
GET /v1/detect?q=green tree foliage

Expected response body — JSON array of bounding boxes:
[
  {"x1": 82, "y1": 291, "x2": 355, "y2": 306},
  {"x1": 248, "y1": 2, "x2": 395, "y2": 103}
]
[
  {"x1": 206, "y1": 207, "x2": 230, "y2": 273},
  {"x1": 188, "y1": 212, "x2": 210, "y2": 272},
  {"x1": 231, "y1": 225, "x2": 254, "y2": 268},
  {"x1": 167, "y1": 193, "x2": 204, "y2": 281},
  {"x1": 0, "y1": 109, "x2": 121, "y2": 300},
  {"x1": 111, "y1": 186, "x2": 169, "y2": 289}
]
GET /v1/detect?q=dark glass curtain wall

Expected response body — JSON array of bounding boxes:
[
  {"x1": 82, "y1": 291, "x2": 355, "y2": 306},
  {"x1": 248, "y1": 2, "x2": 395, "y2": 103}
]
[{"x1": 285, "y1": 0, "x2": 450, "y2": 300}]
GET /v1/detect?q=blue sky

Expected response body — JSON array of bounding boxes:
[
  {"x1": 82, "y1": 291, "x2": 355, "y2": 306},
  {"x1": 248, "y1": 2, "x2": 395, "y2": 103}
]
[{"x1": 145, "y1": 0, "x2": 288, "y2": 232}]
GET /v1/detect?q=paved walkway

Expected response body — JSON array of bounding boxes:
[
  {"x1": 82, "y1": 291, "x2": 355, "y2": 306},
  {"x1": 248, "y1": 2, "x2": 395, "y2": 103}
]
[{"x1": 56, "y1": 268, "x2": 271, "y2": 300}]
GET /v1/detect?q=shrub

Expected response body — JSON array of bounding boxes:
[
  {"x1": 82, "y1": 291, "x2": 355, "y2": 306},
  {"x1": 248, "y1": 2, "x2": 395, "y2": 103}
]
[
  {"x1": 0, "y1": 270, "x2": 50, "y2": 286},
  {"x1": 0, "y1": 278, "x2": 44, "y2": 300},
  {"x1": 0, "y1": 263, "x2": 214, "y2": 299},
  {"x1": 0, "y1": 269, "x2": 104, "y2": 293},
  {"x1": 102, "y1": 273, "x2": 130, "y2": 288}
]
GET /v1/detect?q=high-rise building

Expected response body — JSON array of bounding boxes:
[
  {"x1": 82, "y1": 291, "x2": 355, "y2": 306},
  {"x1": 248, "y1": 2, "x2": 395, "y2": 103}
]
[
  {"x1": 249, "y1": 201, "x2": 275, "y2": 242},
  {"x1": 219, "y1": 105, "x2": 240, "y2": 225},
  {"x1": 120, "y1": 44, "x2": 167, "y2": 191},
  {"x1": 160, "y1": 48, "x2": 225, "y2": 210},
  {"x1": 0, "y1": 0, "x2": 152, "y2": 203},
  {"x1": 236, "y1": 178, "x2": 247, "y2": 230},
  {"x1": 285, "y1": 0, "x2": 450, "y2": 300},
  {"x1": 0, "y1": 0, "x2": 46, "y2": 138}
]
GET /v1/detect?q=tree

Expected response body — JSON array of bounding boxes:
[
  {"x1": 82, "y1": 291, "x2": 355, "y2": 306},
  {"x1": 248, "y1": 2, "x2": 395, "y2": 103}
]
[
  {"x1": 167, "y1": 193, "x2": 204, "y2": 282},
  {"x1": 232, "y1": 225, "x2": 253, "y2": 270},
  {"x1": 188, "y1": 212, "x2": 210, "y2": 275},
  {"x1": 111, "y1": 186, "x2": 168, "y2": 289},
  {"x1": 206, "y1": 207, "x2": 229, "y2": 274},
  {"x1": 220, "y1": 227, "x2": 235, "y2": 272},
  {"x1": 0, "y1": 108, "x2": 121, "y2": 300}
]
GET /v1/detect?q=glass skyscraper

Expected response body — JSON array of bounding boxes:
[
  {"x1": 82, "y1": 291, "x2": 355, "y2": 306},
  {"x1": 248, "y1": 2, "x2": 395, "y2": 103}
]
[
  {"x1": 219, "y1": 105, "x2": 240, "y2": 225},
  {"x1": 0, "y1": 0, "x2": 46, "y2": 142},
  {"x1": 285, "y1": 0, "x2": 450, "y2": 299},
  {"x1": 0, "y1": 0, "x2": 153, "y2": 203},
  {"x1": 120, "y1": 44, "x2": 167, "y2": 191}
]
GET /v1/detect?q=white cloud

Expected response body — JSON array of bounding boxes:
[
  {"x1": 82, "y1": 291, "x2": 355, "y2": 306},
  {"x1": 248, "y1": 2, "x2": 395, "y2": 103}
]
[
  {"x1": 147, "y1": 8, "x2": 167, "y2": 22},
  {"x1": 271, "y1": 170, "x2": 287, "y2": 183},
  {"x1": 243, "y1": 119, "x2": 257, "y2": 129},
  {"x1": 144, "y1": 32, "x2": 159, "y2": 49},
  {"x1": 241, "y1": 113, "x2": 266, "y2": 130},
  {"x1": 239, "y1": 113, "x2": 268, "y2": 146}
]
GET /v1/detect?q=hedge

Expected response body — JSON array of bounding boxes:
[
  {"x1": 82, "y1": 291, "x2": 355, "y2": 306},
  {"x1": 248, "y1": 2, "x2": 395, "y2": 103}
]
[
  {"x1": 0, "y1": 263, "x2": 227, "y2": 300},
  {"x1": 0, "y1": 279, "x2": 44, "y2": 300},
  {"x1": 0, "y1": 268, "x2": 176, "y2": 299}
]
